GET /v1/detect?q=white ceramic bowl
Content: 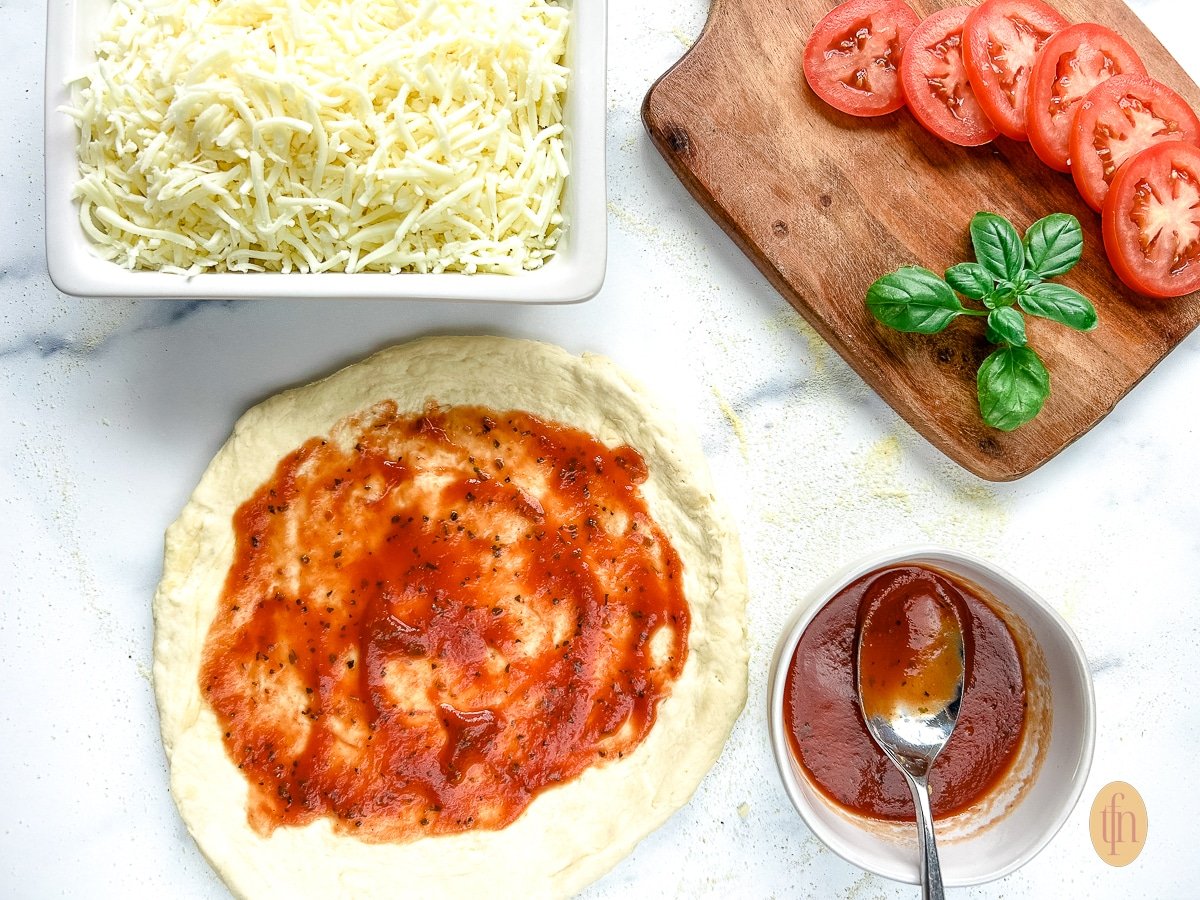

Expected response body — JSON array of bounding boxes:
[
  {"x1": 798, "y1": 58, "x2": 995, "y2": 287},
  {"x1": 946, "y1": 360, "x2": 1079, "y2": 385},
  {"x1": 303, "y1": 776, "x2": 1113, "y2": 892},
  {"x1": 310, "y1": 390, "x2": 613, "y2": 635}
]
[
  {"x1": 43, "y1": 0, "x2": 607, "y2": 302},
  {"x1": 768, "y1": 545, "x2": 1095, "y2": 886}
]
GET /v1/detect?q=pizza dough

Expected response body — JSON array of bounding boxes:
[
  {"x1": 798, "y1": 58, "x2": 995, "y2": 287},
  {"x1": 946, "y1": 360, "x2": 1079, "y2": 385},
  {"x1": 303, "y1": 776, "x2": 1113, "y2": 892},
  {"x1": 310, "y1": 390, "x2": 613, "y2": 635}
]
[{"x1": 153, "y1": 335, "x2": 748, "y2": 899}]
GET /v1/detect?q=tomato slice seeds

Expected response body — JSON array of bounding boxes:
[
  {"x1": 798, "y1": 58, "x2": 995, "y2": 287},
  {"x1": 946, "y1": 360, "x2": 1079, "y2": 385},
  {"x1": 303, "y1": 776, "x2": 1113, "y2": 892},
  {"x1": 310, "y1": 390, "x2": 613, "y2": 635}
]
[
  {"x1": 803, "y1": 0, "x2": 921, "y2": 117},
  {"x1": 962, "y1": 0, "x2": 1069, "y2": 140},
  {"x1": 900, "y1": 6, "x2": 999, "y2": 146},
  {"x1": 1070, "y1": 74, "x2": 1200, "y2": 212},
  {"x1": 1103, "y1": 141, "x2": 1200, "y2": 298},
  {"x1": 1025, "y1": 23, "x2": 1147, "y2": 172}
]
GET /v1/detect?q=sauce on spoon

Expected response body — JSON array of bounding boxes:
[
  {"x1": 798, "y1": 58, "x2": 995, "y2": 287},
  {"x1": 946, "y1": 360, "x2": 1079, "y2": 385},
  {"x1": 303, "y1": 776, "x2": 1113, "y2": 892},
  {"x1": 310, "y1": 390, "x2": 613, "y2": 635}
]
[{"x1": 857, "y1": 576, "x2": 965, "y2": 725}]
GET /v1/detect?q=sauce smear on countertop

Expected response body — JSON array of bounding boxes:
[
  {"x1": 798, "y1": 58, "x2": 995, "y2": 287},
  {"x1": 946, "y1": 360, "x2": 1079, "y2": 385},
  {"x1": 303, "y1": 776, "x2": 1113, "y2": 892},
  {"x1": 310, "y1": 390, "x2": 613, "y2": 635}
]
[
  {"x1": 200, "y1": 401, "x2": 690, "y2": 842},
  {"x1": 784, "y1": 565, "x2": 1025, "y2": 820}
]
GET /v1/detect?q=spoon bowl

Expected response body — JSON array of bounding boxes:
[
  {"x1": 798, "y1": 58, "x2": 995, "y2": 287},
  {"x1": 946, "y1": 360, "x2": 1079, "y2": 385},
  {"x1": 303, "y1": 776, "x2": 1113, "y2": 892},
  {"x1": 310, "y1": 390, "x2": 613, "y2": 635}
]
[{"x1": 856, "y1": 579, "x2": 967, "y2": 900}]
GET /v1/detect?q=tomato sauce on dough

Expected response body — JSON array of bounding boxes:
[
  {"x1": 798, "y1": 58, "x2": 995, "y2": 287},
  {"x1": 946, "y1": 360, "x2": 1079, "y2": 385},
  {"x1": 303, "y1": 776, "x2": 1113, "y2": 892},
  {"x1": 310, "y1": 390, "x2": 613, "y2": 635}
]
[
  {"x1": 783, "y1": 565, "x2": 1025, "y2": 820},
  {"x1": 200, "y1": 402, "x2": 690, "y2": 841}
]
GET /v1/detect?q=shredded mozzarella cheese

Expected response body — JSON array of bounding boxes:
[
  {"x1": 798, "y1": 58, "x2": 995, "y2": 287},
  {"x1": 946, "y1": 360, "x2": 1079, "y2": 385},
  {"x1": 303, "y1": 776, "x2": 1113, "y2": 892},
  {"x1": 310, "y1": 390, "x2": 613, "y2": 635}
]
[{"x1": 64, "y1": 0, "x2": 570, "y2": 274}]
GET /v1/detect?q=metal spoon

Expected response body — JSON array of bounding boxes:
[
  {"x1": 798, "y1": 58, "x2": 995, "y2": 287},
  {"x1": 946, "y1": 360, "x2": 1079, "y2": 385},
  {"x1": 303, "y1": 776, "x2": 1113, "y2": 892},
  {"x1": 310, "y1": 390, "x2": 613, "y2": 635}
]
[{"x1": 855, "y1": 588, "x2": 966, "y2": 900}]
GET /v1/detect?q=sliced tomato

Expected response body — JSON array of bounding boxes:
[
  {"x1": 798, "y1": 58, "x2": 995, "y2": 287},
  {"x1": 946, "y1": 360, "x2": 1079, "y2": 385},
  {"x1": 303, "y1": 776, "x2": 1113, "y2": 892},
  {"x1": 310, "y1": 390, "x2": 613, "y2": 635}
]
[
  {"x1": 961, "y1": 0, "x2": 1069, "y2": 140},
  {"x1": 1071, "y1": 74, "x2": 1200, "y2": 212},
  {"x1": 1026, "y1": 24, "x2": 1147, "y2": 172},
  {"x1": 802, "y1": 0, "x2": 921, "y2": 117},
  {"x1": 1102, "y1": 140, "x2": 1200, "y2": 298},
  {"x1": 899, "y1": 6, "x2": 999, "y2": 146}
]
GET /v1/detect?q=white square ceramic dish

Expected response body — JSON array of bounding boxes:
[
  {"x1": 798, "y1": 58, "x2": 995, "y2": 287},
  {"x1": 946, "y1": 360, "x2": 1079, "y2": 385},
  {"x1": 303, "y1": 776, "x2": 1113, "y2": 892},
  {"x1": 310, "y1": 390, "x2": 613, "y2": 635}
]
[{"x1": 44, "y1": 0, "x2": 607, "y2": 302}]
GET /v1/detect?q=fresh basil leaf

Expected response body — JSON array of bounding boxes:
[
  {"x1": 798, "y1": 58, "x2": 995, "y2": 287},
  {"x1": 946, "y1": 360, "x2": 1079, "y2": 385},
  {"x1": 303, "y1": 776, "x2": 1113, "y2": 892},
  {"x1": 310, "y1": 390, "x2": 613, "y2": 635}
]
[
  {"x1": 986, "y1": 307, "x2": 1027, "y2": 347},
  {"x1": 1019, "y1": 282, "x2": 1099, "y2": 331},
  {"x1": 1023, "y1": 213, "x2": 1083, "y2": 278},
  {"x1": 971, "y1": 212, "x2": 1026, "y2": 282},
  {"x1": 984, "y1": 279, "x2": 1021, "y2": 309},
  {"x1": 945, "y1": 262, "x2": 994, "y2": 300},
  {"x1": 977, "y1": 346, "x2": 1050, "y2": 431},
  {"x1": 866, "y1": 267, "x2": 967, "y2": 334}
]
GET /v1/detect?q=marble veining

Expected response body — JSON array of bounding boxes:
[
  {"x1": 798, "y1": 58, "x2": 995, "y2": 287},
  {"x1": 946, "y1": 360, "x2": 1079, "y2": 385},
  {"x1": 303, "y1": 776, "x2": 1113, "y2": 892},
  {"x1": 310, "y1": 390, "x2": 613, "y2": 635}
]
[{"x1": 2, "y1": 1, "x2": 1198, "y2": 898}]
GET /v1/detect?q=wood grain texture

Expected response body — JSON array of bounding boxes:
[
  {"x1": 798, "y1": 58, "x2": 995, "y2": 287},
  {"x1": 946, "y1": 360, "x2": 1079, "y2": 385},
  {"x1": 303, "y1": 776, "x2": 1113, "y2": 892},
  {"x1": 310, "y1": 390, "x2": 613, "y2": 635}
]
[{"x1": 643, "y1": 0, "x2": 1200, "y2": 481}]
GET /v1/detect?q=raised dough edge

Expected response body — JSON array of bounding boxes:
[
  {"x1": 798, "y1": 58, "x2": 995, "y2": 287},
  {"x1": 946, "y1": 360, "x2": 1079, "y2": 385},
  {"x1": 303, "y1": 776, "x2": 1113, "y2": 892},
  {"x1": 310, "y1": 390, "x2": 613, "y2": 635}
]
[{"x1": 152, "y1": 335, "x2": 749, "y2": 899}]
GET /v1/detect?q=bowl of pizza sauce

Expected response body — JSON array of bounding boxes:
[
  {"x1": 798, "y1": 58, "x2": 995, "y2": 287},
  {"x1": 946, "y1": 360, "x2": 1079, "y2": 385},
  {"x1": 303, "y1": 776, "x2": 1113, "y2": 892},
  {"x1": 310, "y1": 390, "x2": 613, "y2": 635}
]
[{"x1": 767, "y1": 546, "x2": 1095, "y2": 886}]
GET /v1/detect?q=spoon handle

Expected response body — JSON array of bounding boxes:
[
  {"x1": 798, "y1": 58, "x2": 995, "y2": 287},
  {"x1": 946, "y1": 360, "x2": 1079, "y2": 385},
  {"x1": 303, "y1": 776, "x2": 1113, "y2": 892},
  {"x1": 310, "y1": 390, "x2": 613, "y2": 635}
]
[{"x1": 906, "y1": 774, "x2": 945, "y2": 900}]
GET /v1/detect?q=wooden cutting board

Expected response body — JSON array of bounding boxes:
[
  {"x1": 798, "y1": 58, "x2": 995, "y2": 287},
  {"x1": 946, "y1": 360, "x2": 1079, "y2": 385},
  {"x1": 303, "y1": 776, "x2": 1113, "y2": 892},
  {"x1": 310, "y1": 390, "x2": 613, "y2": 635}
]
[{"x1": 643, "y1": 0, "x2": 1200, "y2": 481}]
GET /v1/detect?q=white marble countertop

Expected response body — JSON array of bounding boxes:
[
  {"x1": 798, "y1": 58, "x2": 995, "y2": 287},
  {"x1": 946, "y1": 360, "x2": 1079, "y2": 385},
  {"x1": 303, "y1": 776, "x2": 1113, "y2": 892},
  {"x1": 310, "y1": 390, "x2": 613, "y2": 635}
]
[{"x1": 3, "y1": 0, "x2": 1199, "y2": 897}]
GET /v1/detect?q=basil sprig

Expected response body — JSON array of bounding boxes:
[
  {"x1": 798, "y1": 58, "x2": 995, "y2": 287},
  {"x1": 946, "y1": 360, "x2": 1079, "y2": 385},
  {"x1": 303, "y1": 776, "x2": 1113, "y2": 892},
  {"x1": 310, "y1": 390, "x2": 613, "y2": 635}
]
[{"x1": 865, "y1": 211, "x2": 1097, "y2": 432}]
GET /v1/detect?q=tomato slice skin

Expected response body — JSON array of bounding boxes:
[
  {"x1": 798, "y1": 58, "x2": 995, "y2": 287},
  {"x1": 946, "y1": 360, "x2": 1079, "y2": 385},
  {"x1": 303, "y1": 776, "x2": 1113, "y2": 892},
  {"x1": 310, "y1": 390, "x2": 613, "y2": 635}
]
[
  {"x1": 900, "y1": 6, "x2": 999, "y2": 146},
  {"x1": 1102, "y1": 140, "x2": 1200, "y2": 299},
  {"x1": 1025, "y1": 24, "x2": 1147, "y2": 172},
  {"x1": 961, "y1": 0, "x2": 1069, "y2": 140},
  {"x1": 803, "y1": 0, "x2": 921, "y2": 117},
  {"x1": 1070, "y1": 74, "x2": 1200, "y2": 212}
]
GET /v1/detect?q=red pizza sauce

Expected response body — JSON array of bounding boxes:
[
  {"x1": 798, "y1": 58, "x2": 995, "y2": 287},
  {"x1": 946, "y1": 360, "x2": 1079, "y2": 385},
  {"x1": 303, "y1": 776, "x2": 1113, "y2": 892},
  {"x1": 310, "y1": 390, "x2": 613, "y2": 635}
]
[
  {"x1": 783, "y1": 565, "x2": 1025, "y2": 820},
  {"x1": 199, "y1": 402, "x2": 690, "y2": 842}
]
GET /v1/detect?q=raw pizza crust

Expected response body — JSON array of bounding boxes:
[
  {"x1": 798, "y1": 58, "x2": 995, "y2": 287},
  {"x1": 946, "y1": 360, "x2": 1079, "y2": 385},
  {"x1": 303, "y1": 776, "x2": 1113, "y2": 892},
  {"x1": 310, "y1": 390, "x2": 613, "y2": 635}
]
[{"x1": 153, "y1": 335, "x2": 749, "y2": 899}]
